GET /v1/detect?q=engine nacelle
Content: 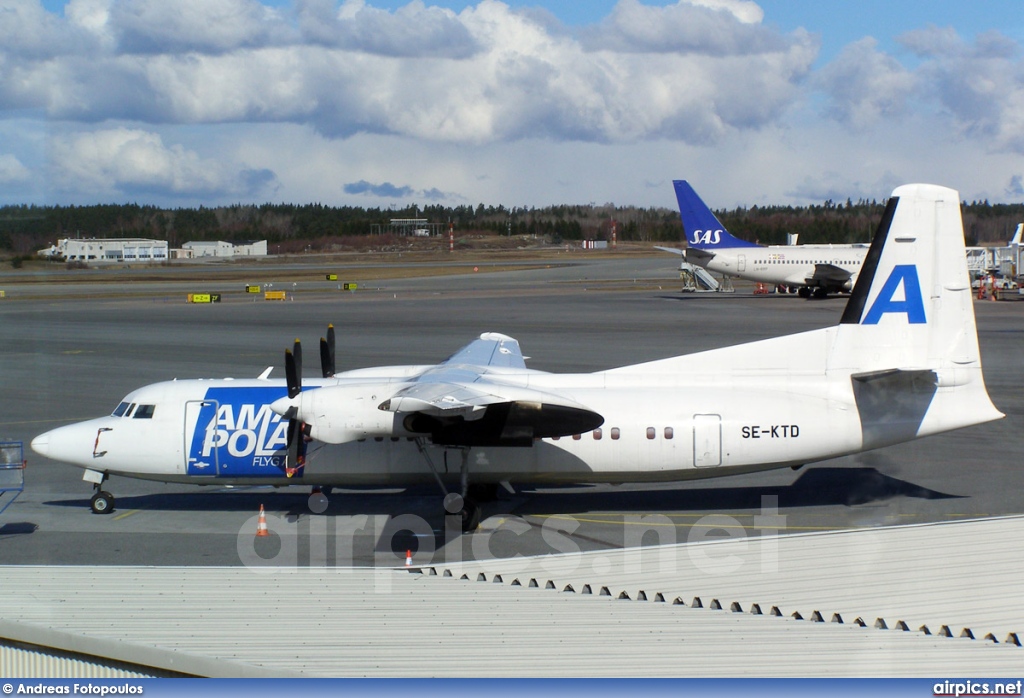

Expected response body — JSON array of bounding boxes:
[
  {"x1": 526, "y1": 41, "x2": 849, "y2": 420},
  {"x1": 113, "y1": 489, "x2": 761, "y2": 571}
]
[{"x1": 287, "y1": 384, "x2": 406, "y2": 444}]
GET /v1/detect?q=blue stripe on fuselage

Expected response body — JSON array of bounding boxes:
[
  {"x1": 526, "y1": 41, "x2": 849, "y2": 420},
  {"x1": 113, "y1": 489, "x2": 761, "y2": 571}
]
[{"x1": 186, "y1": 386, "x2": 298, "y2": 477}]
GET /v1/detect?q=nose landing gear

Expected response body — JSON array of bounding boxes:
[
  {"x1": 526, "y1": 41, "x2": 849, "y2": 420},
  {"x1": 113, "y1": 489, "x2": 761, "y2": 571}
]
[
  {"x1": 86, "y1": 471, "x2": 115, "y2": 514},
  {"x1": 90, "y1": 490, "x2": 114, "y2": 514}
]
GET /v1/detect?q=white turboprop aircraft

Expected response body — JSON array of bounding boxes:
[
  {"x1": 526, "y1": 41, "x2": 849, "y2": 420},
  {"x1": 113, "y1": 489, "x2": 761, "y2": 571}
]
[
  {"x1": 662, "y1": 180, "x2": 869, "y2": 297},
  {"x1": 32, "y1": 184, "x2": 1002, "y2": 530}
]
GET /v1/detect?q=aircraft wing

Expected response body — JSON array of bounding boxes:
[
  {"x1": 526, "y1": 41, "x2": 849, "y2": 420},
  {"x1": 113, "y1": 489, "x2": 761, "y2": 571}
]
[
  {"x1": 807, "y1": 263, "x2": 854, "y2": 285},
  {"x1": 380, "y1": 332, "x2": 603, "y2": 446},
  {"x1": 279, "y1": 332, "x2": 604, "y2": 447},
  {"x1": 439, "y1": 332, "x2": 526, "y2": 369},
  {"x1": 381, "y1": 379, "x2": 595, "y2": 420}
]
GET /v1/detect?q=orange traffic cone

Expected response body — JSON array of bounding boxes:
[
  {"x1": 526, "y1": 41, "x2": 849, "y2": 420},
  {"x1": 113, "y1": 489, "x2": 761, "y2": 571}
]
[
  {"x1": 405, "y1": 549, "x2": 412, "y2": 567},
  {"x1": 256, "y1": 504, "x2": 269, "y2": 537}
]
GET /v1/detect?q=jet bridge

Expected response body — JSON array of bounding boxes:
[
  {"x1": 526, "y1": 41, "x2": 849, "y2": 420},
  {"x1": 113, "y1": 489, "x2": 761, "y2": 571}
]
[
  {"x1": 0, "y1": 441, "x2": 25, "y2": 516},
  {"x1": 679, "y1": 262, "x2": 733, "y2": 292}
]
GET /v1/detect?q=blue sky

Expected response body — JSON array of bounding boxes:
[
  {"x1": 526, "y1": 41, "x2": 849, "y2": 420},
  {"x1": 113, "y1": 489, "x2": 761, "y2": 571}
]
[{"x1": 3, "y1": 0, "x2": 1024, "y2": 210}]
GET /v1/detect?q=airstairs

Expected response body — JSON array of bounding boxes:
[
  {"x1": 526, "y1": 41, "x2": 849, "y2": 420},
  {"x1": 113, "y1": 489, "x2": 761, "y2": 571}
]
[
  {"x1": 679, "y1": 262, "x2": 733, "y2": 292},
  {"x1": 0, "y1": 442, "x2": 25, "y2": 516}
]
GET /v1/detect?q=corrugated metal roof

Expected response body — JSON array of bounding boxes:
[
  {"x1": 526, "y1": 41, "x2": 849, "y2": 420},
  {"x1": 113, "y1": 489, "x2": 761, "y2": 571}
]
[
  {"x1": 439, "y1": 514, "x2": 1024, "y2": 647},
  {"x1": 1, "y1": 640, "x2": 167, "y2": 679},
  {"x1": 0, "y1": 516, "x2": 1021, "y2": 677}
]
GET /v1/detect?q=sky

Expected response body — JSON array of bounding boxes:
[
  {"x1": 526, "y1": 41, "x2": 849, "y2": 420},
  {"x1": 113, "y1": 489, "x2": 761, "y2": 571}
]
[{"x1": 2, "y1": 0, "x2": 1024, "y2": 211}]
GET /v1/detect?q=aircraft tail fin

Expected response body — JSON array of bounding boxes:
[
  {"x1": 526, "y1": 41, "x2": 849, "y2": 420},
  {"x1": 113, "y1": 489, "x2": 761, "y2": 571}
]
[
  {"x1": 673, "y1": 180, "x2": 760, "y2": 249},
  {"x1": 1011, "y1": 222, "x2": 1023, "y2": 245},
  {"x1": 829, "y1": 183, "x2": 1003, "y2": 441}
]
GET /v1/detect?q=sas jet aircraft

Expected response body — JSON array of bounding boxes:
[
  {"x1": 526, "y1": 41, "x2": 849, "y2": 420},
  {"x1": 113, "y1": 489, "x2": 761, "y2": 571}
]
[
  {"x1": 664, "y1": 180, "x2": 869, "y2": 297},
  {"x1": 32, "y1": 184, "x2": 1002, "y2": 530}
]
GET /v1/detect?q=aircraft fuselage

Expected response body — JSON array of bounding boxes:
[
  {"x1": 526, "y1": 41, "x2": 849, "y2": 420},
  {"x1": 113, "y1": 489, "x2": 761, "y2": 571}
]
[
  {"x1": 692, "y1": 245, "x2": 867, "y2": 292},
  {"x1": 33, "y1": 366, "x2": 863, "y2": 489}
]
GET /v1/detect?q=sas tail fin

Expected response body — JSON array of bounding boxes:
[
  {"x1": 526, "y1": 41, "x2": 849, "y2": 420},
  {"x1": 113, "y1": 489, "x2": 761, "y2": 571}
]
[
  {"x1": 830, "y1": 183, "x2": 1002, "y2": 443},
  {"x1": 674, "y1": 180, "x2": 760, "y2": 249}
]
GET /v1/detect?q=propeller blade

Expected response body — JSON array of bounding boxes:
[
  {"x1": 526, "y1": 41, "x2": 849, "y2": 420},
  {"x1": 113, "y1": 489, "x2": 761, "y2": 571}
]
[
  {"x1": 286, "y1": 416, "x2": 298, "y2": 447},
  {"x1": 320, "y1": 324, "x2": 336, "y2": 378},
  {"x1": 283, "y1": 336, "x2": 309, "y2": 478},
  {"x1": 285, "y1": 345, "x2": 300, "y2": 399},
  {"x1": 285, "y1": 418, "x2": 308, "y2": 477}
]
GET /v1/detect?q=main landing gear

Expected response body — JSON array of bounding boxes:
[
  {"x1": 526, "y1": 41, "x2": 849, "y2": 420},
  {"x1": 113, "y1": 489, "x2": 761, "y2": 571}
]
[{"x1": 415, "y1": 438, "x2": 484, "y2": 532}]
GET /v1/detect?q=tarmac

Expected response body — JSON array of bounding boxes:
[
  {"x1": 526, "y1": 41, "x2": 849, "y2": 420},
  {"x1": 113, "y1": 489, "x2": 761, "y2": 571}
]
[{"x1": 0, "y1": 254, "x2": 1021, "y2": 567}]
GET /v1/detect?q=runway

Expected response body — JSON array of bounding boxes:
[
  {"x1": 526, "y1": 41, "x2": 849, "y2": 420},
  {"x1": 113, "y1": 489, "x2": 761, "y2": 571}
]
[{"x1": 1, "y1": 254, "x2": 1021, "y2": 567}]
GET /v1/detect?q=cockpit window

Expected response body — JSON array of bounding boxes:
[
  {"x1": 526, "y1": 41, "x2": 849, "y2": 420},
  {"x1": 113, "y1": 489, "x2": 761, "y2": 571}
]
[
  {"x1": 133, "y1": 404, "x2": 156, "y2": 419},
  {"x1": 112, "y1": 402, "x2": 130, "y2": 417},
  {"x1": 124, "y1": 403, "x2": 137, "y2": 418}
]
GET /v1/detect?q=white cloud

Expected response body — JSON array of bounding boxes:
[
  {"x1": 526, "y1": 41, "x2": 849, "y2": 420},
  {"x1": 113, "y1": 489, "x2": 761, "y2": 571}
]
[
  {"x1": 297, "y1": 0, "x2": 479, "y2": 57},
  {"x1": 581, "y1": 0, "x2": 783, "y2": 55},
  {"x1": 903, "y1": 30, "x2": 1024, "y2": 153},
  {"x1": 0, "y1": 0, "x2": 75, "y2": 57},
  {"x1": 49, "y1": 127, "x2": 277, "y2": 199},
  {"x1": 111, "y1": 0, "x2": 287, "y2": 54},
  {"x1": 0, "y1": 153, "x2": 31, "y2": 184},
  {"x1": 814, "y1": 38, "x2": 915, "y2": 130},
  {"x1": 0, "y1": 0, "x2": 817, "y2": 146},
  {"x1": 1, "y1": 1, "x2": 1023, "y2": 207}
]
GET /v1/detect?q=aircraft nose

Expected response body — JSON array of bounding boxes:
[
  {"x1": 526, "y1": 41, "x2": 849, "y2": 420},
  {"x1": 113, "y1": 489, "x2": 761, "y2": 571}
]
[
  {"x1": 30, "y1": 431, "x2": 51, "y2": 457},
  {"x1": 29, "y1": 421, "x2": 107, "y2": 467}
]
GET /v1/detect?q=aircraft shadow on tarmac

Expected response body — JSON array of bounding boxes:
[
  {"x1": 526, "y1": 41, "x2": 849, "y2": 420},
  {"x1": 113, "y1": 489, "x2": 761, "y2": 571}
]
[
  {"x1": 656, "y1": 293, "x2": 847, "y2": 303},
  {"x1": 40, "y1": 466, "x2": 960, "y2": 521},
  {"x1": 511, "y1": 466, "x2": 961, "y2": 517}
]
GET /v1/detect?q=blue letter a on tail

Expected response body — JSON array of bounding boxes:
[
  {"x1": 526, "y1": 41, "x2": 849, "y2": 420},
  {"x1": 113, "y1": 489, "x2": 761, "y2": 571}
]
[{"x1": 862, "y1": 264, "x2": 927, "y2": 325}]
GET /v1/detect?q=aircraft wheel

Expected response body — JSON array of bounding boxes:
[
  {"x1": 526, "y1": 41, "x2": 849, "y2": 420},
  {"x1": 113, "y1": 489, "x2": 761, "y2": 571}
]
[
  {"x1": 798, "y1": 287, "x2": 812, "y2": 298},
  {"x1": 308, "y1": 488, "x2": 329, "y2": 514},
  {"x1": 461, "y1": 500, "x2": 482, "y2": 532},
  {"x1": 812, "y1": 287, "x2": 828, "y2": 299},
  {"x1": 90, "y1": 491, "x2": 115, "y2": 515}
]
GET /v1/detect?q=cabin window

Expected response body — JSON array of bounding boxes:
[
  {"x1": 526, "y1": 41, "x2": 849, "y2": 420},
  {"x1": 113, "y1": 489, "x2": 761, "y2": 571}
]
[
  {"x1": 593, "y1": 429, "x2": 602, "y2": 440},
  {"x1": 610, "y1": 428, "x2": 620, "y2": 440},
  {"x1": 112, "y1": 402, "x2": 130, "y2": 417},
  {"x1": 133, "y1": 404, "x2": 156, "y2": 419},
  {"x1": 572, "y1": 433, "x2": 581, "y2": 441},
  {"x1": 664, "y1": 426, "x2": 674, "y2": 440},
  {"x1": 646, "y1": 427, "x2": 656, "y2": 440}
]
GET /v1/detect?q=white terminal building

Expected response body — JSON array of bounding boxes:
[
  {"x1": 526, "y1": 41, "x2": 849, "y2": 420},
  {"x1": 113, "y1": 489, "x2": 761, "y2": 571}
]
[
  {"x1": 39, "y1": 238, "x2": 169, "y2": 263},
  {"x1": 38, "y1": 238, "x2": 268, "y2": 262},
  {"x1": 178, "y1": 240, "x2": 268, "y2": 258}
]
